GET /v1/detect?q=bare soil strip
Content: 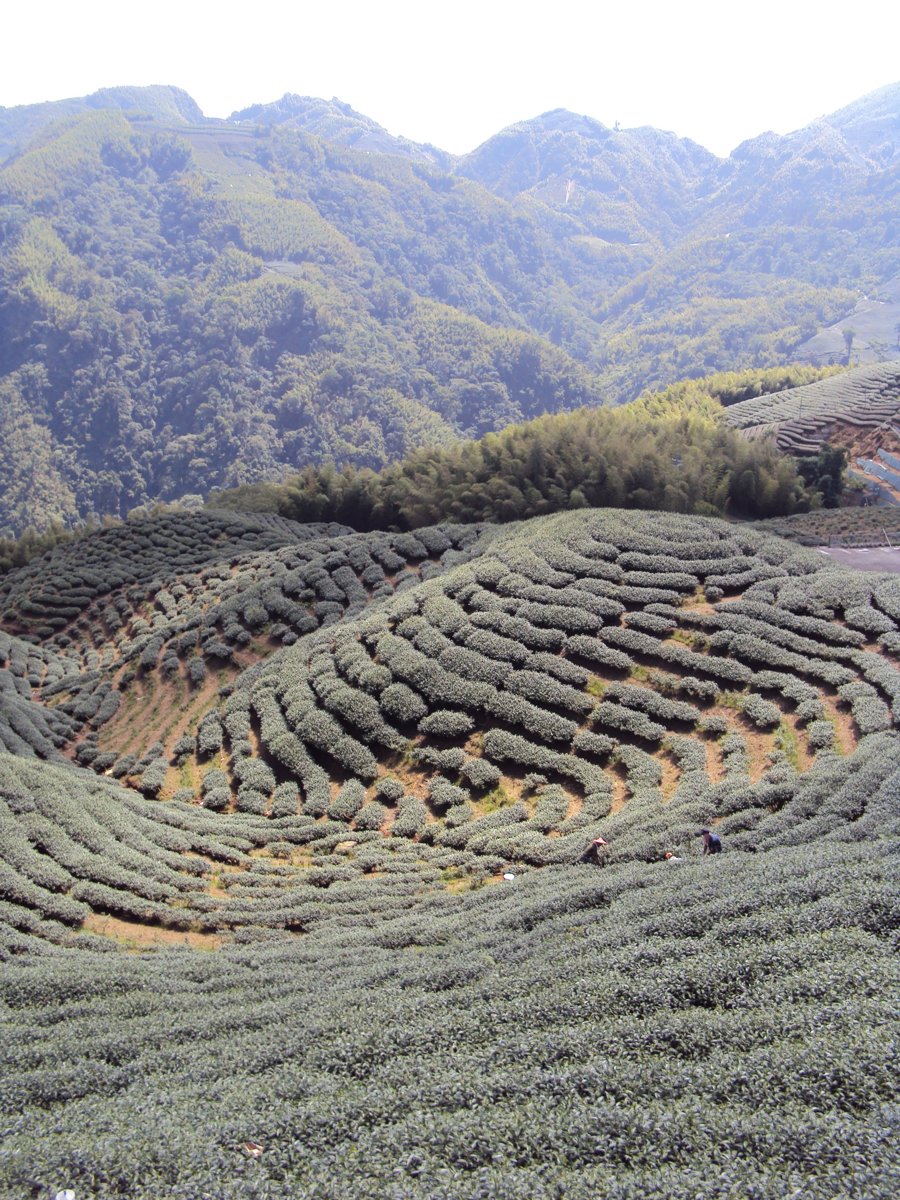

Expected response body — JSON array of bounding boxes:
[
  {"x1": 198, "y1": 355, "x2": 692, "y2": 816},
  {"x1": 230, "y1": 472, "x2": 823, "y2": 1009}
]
[{"x1": 82, "y1": 913, "x2": 223, "y2": 951}]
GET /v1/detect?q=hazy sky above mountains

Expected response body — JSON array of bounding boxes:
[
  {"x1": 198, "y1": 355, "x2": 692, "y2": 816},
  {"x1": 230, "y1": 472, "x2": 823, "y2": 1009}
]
[{"x1": 6, "y1": 1, "x2": 898, "y2": 156}]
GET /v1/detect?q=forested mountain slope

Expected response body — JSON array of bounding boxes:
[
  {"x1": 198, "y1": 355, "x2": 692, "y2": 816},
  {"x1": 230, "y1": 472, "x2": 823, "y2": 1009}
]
[
  {"x1": 0, "y1": 84, "x2": 203, "y2": 160},
  {"x1": 456, "y1": 108, "x2": 722, "y2": 242},
  {"x1": 210, "y1": 368, "x2": 830, "y2": 530},
  {"x1": 229, "y1": 93, "x2": 453, "y2": 168},
  {"x1": 0, "y1": 83, "x2": 898, "y2": 534},
  {"x1": 0, "y1": 108, "x2": 614, "y2": 534},
  {"x1": 0, "y1": 505, "x2": 897, "y2": 1196},
  {"x1": 458, "y1": 83, "x2": 900, "y2": 395}
]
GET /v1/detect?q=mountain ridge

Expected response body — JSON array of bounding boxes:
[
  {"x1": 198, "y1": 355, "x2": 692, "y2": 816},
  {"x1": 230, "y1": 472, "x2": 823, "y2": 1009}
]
[
  {"x1": 228, "y1": 93, "x2": 453, "y2": 169},
  {"x1": 0, "y1": 82, "x2": 898, "y2": 534},
  {"x1": 0, "y1": 84, "x2": 204, "y2": 160},
  {"x1": 3, "y1": 79, "x2": 897, "y2": 164}
]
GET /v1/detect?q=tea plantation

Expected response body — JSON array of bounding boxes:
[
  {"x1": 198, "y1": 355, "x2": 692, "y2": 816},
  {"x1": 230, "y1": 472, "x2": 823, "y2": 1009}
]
[
  {"x1": 757, "y1": 506, "x2": 900, "y2": 547},
  {"x1": 0, "y1": 507, "x2": 897, "y2": 1198},
  {"x1": 723, "y1": 362, "x2": 900, "y2": 455}
]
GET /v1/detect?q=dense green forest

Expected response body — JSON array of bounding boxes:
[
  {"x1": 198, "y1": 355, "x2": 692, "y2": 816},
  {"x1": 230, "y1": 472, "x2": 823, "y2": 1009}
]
[
  {"x1": 211, "y1": 368, "x2": 831, "y2": 529},
  {"x1": 222, "y1": 408, "x2": 812, "y2": 528},
  {"x1": 0, "y1": 365, "x2": 841, "y2": 573},
  {"x1": 0, "y1": 110, "x2": 609, "y2": 535},
  {"x1": 0, "y1": 84, "x2": 896, "y2": 535}
]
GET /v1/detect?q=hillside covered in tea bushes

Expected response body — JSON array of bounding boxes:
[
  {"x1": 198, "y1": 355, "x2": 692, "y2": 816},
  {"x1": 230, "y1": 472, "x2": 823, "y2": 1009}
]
[
  {"x1": 0, "y1": 505, "x2": 897, "y2": 1197},
  {"x1": 0, "y1": 81, "x2": 898, "y2": 533},
  {"x1": 722, "y1": 361, "x2": 900, "y2": 505}
]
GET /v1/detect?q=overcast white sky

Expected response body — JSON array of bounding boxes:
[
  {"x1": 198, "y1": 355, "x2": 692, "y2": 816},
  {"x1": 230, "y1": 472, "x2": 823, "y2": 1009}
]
[{"x1": 4, "y1": 1, "x2": 898, "y2": 156}]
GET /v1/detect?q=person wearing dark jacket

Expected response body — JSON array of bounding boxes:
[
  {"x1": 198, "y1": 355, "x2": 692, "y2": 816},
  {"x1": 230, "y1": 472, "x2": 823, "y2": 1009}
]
[
  {"x1": 700, "y1": 829, "x2": 722, "y2": 855},
  {"x1": 577, "y1": 836, "x2": 608, "y2": 865}
]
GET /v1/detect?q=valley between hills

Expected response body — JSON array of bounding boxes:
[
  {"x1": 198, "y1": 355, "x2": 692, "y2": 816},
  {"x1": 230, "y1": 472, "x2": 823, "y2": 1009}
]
[{"x1": 0, "y1": 82, "x2": 898, "y2": 1200}]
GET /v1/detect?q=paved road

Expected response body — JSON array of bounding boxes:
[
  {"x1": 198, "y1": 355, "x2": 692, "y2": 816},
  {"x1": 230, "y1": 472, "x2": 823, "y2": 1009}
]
[{"x1": 817, "y1": 547, "x2": 900, "y2": 573}]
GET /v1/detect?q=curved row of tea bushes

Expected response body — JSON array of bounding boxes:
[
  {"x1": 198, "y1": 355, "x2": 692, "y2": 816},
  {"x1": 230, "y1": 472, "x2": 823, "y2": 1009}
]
[
  {"x1": 6, "y1": 722, "x2": 895, "y2": 954},
  {"x1": 723, "y1": 361, "x2": 900, "y2": 436},
  {"x1": 0, "y1": 515, "x2": 492, "y2": 786},
  {"x1": 203, "y1": 510, "x2": 900, "y2": 875},
  {"x1": 0, "y1": 502, "x2": 897, "y2": 1196},
  {"x1": 0, "y1": 633, "x2": 82, "y2": 759},
  {"x1": 2, "y1": 507, "x2": 897, "y2": 889},
  {"x1": 0, "y1": 511, "x2": 329, "y2": 634},
  {"x1": 0, "y1": 753, "x2": 530, "y2": 949}
]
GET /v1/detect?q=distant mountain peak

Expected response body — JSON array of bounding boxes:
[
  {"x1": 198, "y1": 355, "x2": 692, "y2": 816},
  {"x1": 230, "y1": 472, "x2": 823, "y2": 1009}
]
[
  {"x1": 823, "y1": 80, "x2": 900, "y2": 127},
  {"x1": 230, "y1": 92, "x2": 375, "y2": 126},
  {"x1": 733, "y1": 81, "x2": 900, "y2": 166},
  {"x1": 0, "y1": 85, "x2": 205, "y2": 162},
  {"x1": 525, "y1": 109, "x2": 611, "y2": 136},
  {"x1": 228, "y1": 93, "x2": 452, "y2": 167},
  {"x1": 456, "y1": 109, "x2": 722, "y2": 240},
  {"x1": 83, "y1": 85, "x2": 205, "y2": 123}
]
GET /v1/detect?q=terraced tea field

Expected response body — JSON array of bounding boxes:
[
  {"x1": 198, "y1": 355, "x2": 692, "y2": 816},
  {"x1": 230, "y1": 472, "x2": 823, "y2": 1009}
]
[
  {"x1": 0, "y1": 507, "x2": 897, "y2": 1198},
  {"x1": 725, "y1": 362, "x2": 900, "y2": 502},
  {"x1": 1, "y1": 506, "x2": 898, "y2": 930}
]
